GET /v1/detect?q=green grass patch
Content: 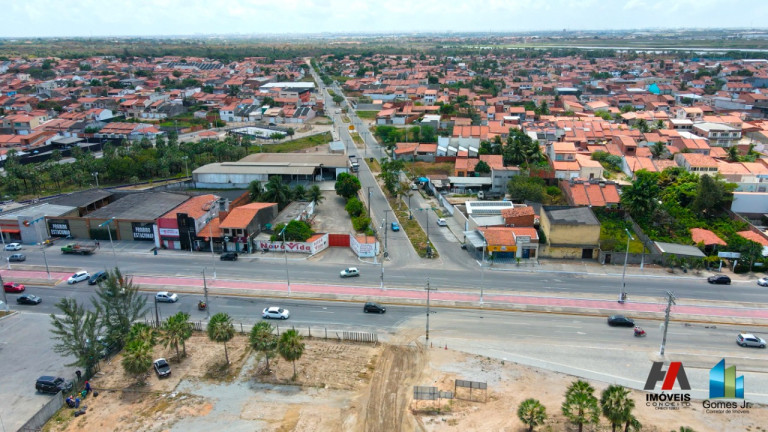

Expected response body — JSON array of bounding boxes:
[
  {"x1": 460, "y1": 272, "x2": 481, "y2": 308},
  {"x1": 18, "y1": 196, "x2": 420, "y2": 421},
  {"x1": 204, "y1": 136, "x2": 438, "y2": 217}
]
[
  {"x1": 351, "y1": 132, "x2": 364, "y2": 146},
  {"x1": 594, "y1": 209, "x2": 645, "y2": 253},
  {"x1": 341, "y1": 115, "x2": 351, "y2": 123},
  {"x1": 405, "y1": 161, "x2": 454, "y2": 177},
  {"x1": 368, "y1": 158, "x2": 382, "y2": 173},
  {"x1": 356, "y1": 111, "x2": 378, "y2": 119},
  {"x1": 256, "y1": 132, "x2": 332, "y2": 153},
  {"x1": 387, "y1": 195, "x2": 438, "y2": 259}
]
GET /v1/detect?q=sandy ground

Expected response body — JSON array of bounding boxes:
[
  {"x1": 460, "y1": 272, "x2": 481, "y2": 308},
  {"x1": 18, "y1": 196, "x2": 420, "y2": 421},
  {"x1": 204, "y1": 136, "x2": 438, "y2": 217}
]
[{"x1": 43, "y1": 331, "x2": 766, "y2": 432}]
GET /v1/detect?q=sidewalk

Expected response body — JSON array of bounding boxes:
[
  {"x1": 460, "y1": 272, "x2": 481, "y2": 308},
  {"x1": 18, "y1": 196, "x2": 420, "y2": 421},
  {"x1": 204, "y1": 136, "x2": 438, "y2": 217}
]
[{"x1": 5, "y1": 268, "x2": 767, "y2": 326}]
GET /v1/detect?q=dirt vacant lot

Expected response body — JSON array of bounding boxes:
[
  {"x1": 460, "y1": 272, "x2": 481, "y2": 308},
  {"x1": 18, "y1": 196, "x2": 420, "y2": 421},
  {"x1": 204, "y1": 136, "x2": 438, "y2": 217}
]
[{"x1": 43, "y1": 332, "x2": 765, "y2": 431}]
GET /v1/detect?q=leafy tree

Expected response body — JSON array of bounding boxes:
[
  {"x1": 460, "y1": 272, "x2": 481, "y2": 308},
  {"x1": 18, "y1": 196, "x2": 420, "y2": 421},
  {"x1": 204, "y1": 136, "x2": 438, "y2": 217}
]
[
  {"x1": 248, "y1": 180, "x2": 262, "y2": 202},
  {"x1": 278, "y1": 329, "x2": 305, "y2": 379},
  {"x1": 121, "y1": 338, "x2": 153, "y2": 384},
  {"x1": 507, "y1": 174, "x2": 546, "y2": 202},
  {"x1": 692, "y1": 174, "x2": 732, "y2": 218},
  {"x1": 352, "y1": 215, "x2": 371, "y2": 232},
  {"x1": 262, "y1": 176, "x2": 292, "y2": 210},
  {"x1": 600, "y1": 384, "x2": 634, "y2": 432},
  {"x1": 620, "y1": 170, "x2": 660, "y2": 221},
  {"x1": 335, "y1": 172, "x2": 361, "y2": 199},
  {"x1": 308, "y1": 185, "x2": 324, "y2": 206},
  {"x1": 49, "y1": 298, "x2": 103, "y2": 375},
  {"x1": 650, "y1": 141, "x2": 667, "y2": 159},
  {"x1": 562, "y1": 380, "x2": 600, "y2": 432},
  {"x1": 475, "y1": 160, "x2": 491, "y2": 174},
  {"x1": 420, "y1": 125, "x2": 436, "y2": 143},
  {"x1": 332, "y1": 95, "x2": 344, "y2": 105},
  {"x1": 207, "y1": 312, "x2": 235, "y2": 364},
  {"x1": 227, "y1": 85, "x2": 241, "y2": 97},
  {"x1": 286, "y1": 128, "x2": 295, "y2": 139},
  {"x1": 250, "y1": 321, "x2": 278, "y2": 373},
  {"x1": 345, "y1": 197, "x2": 364, "y2": 217},
  {"x1": 92, "y1": 268, "x2": 149, "y2": 349},
  {"x1": 635, "y1": 119, "x2": 649, "y2": 133},
  {"x1": 517, "y1": 398, "x2": 547, "y2": 431},
  {"x1": 271, "y1": 220, "x2": 313, "y2": 242},
  {"x1": 160, "y1": 312, "x2": 193, "y2": 360},
  {"x1": 379, "y1": 158, "x2": 405, "y2": 195}
]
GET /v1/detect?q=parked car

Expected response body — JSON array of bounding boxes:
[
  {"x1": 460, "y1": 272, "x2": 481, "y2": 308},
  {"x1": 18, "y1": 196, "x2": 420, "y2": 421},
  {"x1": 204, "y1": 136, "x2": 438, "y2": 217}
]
[
  {"x1": 8, "y1": 253, "x2": 26, "y2": 262},
  {"x1": 220, "y1": 252, "x2": 238, "y2": 261},
  {"x1": 391, "y1": 222, "x2": 400, "y2": 232},
  {"x1": 607, "y1": 315, "x2": 635, "y2": 327},
  {"x1": 708, "y1": 275, "x2": 731, "y2": 285},
  {"x1": 737, "y1": 333, "x2": 766, "y2": 348},
  {"x1": 364, "y1": 302, "x2": 386, "y2": 314},
  {"x1": 3, "y1": 282, "x2": 25, "y2": 293},
  {"x1": 35, "y1": 376, "x2": 73, "y2": 394},
  {"x1": 262, "y1": 306, "x2": 290, "y2": 320},
  {"x1": 340, "y1": 267, "x2": 360, "y2": 278},
  {"x1": 757, "y1": 277, "x2": 768, "y2": 287},
  {"x1": 436, "y1": 218, "x2": 447, "y2": 227},
  {"x1": 153, "y1": 358, "x2": 172, "y2": 378},
  {"x1": 155, "y1": 291, "x2": 179, "y2": 303},
  {"x1": 17, "y1": 294, "x2": 42, "y2": 305},
  {"x1": 4, "y1": 242, "x2": 22, "y2": 251},
  {"x1": 67, "y1": 271, "x2": 90, "y2": 284},
  {"x1": 88, "y1": 271, "x2": 108, "y2": 285}
]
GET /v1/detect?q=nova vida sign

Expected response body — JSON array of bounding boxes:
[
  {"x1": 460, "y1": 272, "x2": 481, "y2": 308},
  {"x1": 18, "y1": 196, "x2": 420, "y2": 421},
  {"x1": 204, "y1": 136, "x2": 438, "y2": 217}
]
[{"x1": 643, "y1": 362, "x2": 692, "y2": 410}]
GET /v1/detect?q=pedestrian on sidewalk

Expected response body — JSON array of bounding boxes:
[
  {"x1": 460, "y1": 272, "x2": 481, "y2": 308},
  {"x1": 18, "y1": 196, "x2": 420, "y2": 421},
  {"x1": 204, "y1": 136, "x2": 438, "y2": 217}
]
[{"x1": 85, "y1": 380, "x2": 91, "y2": 393}]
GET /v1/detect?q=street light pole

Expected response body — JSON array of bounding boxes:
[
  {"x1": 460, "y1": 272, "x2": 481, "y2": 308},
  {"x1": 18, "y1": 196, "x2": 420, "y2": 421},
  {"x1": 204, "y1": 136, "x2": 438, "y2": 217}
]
[
  {"x1": 26, "y1": 217, "x2": 51, "y2": 280},
  {"x1": 99, "y1": 217, "x2": 119, "y2": 271},
  {"x1": 92, "y1": 172, "x2": 99, "y2": 188},
  {"x1": 202, "y1": 268, "x2": 210, "y2": 318},
  {"x1": 425, "y1": 278, "x2": 436, "y2": 341},
  {"x1": 182, "y1": 156, "x2": 189, "y2": 179},
  {"x1": 208, "y1": 221, "x2": 217, "y2": 279},
  {"x1": 481, "y1": 236, "x2": 487, "y2": 304},
  {"x1": 619, "y1": 228, "x2": 634, "y2": 304},
  {"x1": 280, "y1": 226, "x2": 290, "y2": 294}
]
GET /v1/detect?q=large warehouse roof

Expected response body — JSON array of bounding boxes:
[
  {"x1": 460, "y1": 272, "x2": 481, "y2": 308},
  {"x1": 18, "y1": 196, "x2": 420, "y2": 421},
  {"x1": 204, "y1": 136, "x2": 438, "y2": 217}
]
[
  {"x1": 87, "y1": 192, "x2": 189, "y2": 221},
  {"x1": 194, "y1": 162, "x2": 315, "y2": 176}
]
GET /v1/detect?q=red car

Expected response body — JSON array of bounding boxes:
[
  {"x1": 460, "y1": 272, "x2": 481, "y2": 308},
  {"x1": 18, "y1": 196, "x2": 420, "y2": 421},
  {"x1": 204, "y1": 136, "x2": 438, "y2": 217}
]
[{"x1": 3, "y1": 282, "x2": 25, "y2": 293}]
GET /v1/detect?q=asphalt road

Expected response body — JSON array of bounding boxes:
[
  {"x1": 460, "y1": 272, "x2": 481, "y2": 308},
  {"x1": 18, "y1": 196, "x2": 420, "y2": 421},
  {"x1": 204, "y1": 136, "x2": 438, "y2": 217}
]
[{"x1": 12, "y1": 247, "x2": 768, "y2": 304}]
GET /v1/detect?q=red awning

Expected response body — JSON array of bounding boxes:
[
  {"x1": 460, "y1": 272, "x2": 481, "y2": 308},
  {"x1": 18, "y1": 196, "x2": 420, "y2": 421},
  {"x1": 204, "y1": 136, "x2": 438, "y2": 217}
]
[{"x1": 1, "y1": 229, "x2": 20, "y2": 233}]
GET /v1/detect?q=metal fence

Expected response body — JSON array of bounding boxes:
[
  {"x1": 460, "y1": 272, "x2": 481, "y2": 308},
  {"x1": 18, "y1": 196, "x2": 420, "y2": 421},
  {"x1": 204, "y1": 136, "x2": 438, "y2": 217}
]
[{"x1": 18, "y1": 391, "x2": 64, "y2": 432}]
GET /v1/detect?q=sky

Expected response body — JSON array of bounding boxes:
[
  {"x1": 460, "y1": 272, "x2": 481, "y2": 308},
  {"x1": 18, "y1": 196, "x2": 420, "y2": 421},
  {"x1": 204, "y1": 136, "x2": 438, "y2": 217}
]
[{"x1": 2, "y1": 0, "x2": 767, "y2": 38}]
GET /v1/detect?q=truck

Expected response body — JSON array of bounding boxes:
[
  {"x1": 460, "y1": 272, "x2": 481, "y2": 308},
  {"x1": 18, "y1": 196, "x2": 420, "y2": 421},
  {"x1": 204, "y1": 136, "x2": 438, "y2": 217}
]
[
  {"x1": 348, "y1": 155, "x2": 360, "y2": 173},
  {"x1": 477, "y1": 190, "x2": 504, "y2": 200},
  {"x1": 61, "y1": 243, "x2": 96, "y2": 255}
]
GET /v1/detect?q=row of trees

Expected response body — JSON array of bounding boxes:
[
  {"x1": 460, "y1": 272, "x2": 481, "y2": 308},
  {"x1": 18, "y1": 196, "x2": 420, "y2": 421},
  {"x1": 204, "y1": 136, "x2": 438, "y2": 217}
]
[
  {"x1": 248, "y1": 177, "x2": 324, "y2": 211},
  {"x1": 518, "y1": 381, "x2": 641, "y2": 432}
]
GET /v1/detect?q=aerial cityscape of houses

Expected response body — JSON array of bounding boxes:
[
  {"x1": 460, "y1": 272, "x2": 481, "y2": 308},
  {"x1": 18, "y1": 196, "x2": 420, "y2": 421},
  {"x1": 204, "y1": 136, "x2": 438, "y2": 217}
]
[{"x1": 1, "y1": 49, "x2": 768, "y2": 263}]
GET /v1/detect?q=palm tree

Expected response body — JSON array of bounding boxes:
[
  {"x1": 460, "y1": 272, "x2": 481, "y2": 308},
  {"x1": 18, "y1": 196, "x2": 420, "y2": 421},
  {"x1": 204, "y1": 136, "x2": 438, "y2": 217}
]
[
  {"x1": 278, "y1": 329, "x2": 305, "y2": 379},
  {"x1": 650, "y1": 141, "x2": 667, "y2": 159},
  {"x1": 207, "y1": 312, "x2": 235, "y2": 364},
  {"x1": 600, "y1": 384, "x2": 634, "y2": 432},
  {"x1": 262, "y1": 176, "x2": 292, "y2": 210},
  {"x1": 308, "y1": 185, "x2": 324, "y2": 206},
  {"x1": 726, "y1": 145, "x2": 740, "y2": 162},
  {"x1": 161, "y1": 312, "x2": 192, "y2": 360},
  {"x1": 249, "y1": 321, "x2": 278, "y2": 373},
  {"x1": 292, "y1": 184, "x2": 307, "y2": 201},
  {"x1": 121, "y1": 338, "x2": 152, "y2": 384},
  {"x1": 517, "y1": 398, "x2": 547, "y2": 431},
  {"x1": 248, "y1": 180, "x2": 262, "y2": 202},
  {"x1": 562, "y1": 380, "x2": 600, "y2": 432}
]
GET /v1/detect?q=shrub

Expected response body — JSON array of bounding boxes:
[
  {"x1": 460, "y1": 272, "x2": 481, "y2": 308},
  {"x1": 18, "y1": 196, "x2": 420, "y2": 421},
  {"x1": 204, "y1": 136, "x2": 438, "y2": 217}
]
[
  {"x1": 345, "y1": 197, "x2": 364, "y2": 217},
  {"x1": 352, "y1": 215, "x2": 371, "y2": 232}
]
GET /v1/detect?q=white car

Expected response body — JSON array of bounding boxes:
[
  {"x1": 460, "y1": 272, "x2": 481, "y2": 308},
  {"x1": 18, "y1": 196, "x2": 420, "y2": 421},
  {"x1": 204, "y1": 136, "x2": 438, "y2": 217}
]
[
  {"x1": 4, "y1": 243, "x2": 22, "y2": 251},
  {"x1": 67, "y1": 271, "x2": 91, "y2": 284},
  {"x1": 436, "y1": 218, "x2": 448, "y2": 227},
  {"x1": 758, "y1": 277, "x2": 768, "y2": 287},
  {"x1": 262, "y1": 306, "x2": 290, "y2": 320},
  {"x1": 340, "y1": 267, "x2": 360, "y2": 278},
  {"x1": 155, "y1": 291, "x2": 179, "y2": 303}
]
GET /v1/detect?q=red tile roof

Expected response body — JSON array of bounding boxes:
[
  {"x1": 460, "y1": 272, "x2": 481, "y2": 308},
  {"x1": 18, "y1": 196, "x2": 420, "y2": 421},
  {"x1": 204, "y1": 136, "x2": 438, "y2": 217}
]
[
  {"x1": 737, "y1": 230, "x2": 768, "y2": 246},
  {"x1": 690, "y1": 228, "x2": 727, "y2": 246}
]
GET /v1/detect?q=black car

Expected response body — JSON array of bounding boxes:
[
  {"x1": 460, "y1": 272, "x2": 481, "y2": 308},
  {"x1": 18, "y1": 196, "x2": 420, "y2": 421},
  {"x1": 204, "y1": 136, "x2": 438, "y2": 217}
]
[
  {"x1": 17, "y1": 294, "x2": 42, "y2": 305},
  {"x1": 607, "y1": 314, "x2": 635, "y2": 327},
  {"x1": 36, "y1": 376, "x2": 73, "y2": 394},
  {"x1": 220, "y1": 252, "x2": 238, "y2": 261},
  {"x1": 88, "y1": 271, "x2": 108, "y2": 285},
  {"x1": 708, "y1": 275, "x2": 731, "y2": 285},
  {"x1": 364, "y1": 302, "x2": 386, "y2": 314},
  {"x1": 154, "y1": 358, "x2": 171, "y2": 378},
  {"x1": 8, "y1": 253, "x2": 26, "y2": 262}
]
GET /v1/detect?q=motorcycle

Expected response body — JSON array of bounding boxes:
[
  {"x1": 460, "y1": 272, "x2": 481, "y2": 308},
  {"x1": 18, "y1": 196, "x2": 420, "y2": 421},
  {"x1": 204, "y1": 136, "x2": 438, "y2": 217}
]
[
  {"x1": 198, "y1": 301, "x2": 207, "y2": 311},
  {"x1": 634, "y1": 326, "x2": 646, "y2": 337}
]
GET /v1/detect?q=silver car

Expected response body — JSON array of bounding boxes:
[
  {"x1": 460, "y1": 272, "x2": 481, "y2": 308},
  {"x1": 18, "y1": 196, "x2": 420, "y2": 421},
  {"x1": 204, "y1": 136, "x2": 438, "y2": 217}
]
[{"x1": 737, "y1": 333, "x2": 766, "y2": 348}]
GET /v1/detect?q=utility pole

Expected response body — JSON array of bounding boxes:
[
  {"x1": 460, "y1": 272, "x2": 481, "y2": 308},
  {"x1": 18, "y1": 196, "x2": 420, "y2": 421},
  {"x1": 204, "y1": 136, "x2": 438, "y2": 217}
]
[
  {"x1": 0, "y1": 273, "x2": 9, "y2": 312},
  {"x1": 154, "y1": 296, "x2": 160, "y2": 325},
  {"x1": 367, "y1": 186, "x2": 372, "y2": 219},
  {"x1": 202, "y1": 268, "x2": 210, "y2": 318},
  {"x1": 425, "y1": 278, "x2": 437, "y2": 341},
  {"x1": 619, "y1": 228, "x2": 633, "y2": 303},
  {"x1": 659, "y1": 290, "x2": 677, "y2": 356}
]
